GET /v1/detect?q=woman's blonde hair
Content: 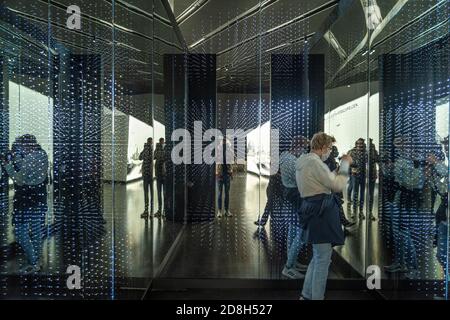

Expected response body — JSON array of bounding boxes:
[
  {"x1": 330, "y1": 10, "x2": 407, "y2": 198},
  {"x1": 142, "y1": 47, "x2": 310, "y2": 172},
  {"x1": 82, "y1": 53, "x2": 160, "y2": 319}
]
[{"x1": 310, "y1": 132, "x2": 334, "y2": 151}]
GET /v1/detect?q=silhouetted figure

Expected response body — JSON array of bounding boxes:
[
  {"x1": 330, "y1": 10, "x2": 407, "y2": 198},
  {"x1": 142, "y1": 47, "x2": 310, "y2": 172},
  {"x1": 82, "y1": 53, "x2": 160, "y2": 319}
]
[
  {"x1": 368, "y1": 139, "x2": 380, "y2": 221},
  {"x1": 280, "y1": 136, "x2": 309, "y2": 279},
  {"x1": 139, "y1": 137, "x2": 153, "y2": 219},
  {"x1": 216, "y1": 136, "x2": 234, "y2": 218},
  {"x1": 349, "y1": 138, "x2": 367, "y2": 220}
]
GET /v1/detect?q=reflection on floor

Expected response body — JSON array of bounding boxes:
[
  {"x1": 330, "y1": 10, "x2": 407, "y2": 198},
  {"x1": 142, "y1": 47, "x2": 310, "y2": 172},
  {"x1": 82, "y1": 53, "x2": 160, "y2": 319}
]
[
  {"x1": 160, "y1": 173, "x2": 354, "y2": 280},
  {"x1": 0, "y1": 180, "x2": 181, "y2": 299}
]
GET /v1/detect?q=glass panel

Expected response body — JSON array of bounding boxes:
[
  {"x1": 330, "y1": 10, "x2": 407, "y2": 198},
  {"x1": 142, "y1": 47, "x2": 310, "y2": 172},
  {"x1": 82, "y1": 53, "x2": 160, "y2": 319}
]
[
  {"x1": 368, "y1": 0, "x2": 449, "y2": 300},
  {"x1": 0, "y1": 0, "x2": 114, "y2": 298}
]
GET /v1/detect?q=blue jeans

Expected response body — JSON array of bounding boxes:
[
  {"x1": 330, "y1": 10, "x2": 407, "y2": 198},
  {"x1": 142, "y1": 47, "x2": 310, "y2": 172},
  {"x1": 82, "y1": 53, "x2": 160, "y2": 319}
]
[
  {"x1": 286, "y1": 225, "x2": 304, "y2": 268},
  {"x1": 218, "y1": 175, "x2": 231, "y2": 211},
  {"x1": 352, "y1": 175, "x2": 366, "y2": 211},
  {"x1": 301, "y1": 243, "x2": 333, "y2": 300},
  {"x1": 14, "y1": 216, "x2": 44, "y2": 266}
]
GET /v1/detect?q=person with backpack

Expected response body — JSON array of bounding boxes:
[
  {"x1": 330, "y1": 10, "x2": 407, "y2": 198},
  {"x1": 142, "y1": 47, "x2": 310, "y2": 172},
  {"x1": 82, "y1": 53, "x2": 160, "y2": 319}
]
[{"x1": 154, "y1": 137, "x2": 167, "y2": 218}]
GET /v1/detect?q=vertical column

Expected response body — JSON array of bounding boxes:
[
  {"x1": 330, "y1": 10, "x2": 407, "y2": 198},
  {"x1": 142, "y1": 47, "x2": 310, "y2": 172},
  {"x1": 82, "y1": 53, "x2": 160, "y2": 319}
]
[
  {"x1": 164, "y1": 54, "x2": 187, "y2": 222},
  {"x1": 53, "y1": 53, "x2": 103, "y2": 296}
]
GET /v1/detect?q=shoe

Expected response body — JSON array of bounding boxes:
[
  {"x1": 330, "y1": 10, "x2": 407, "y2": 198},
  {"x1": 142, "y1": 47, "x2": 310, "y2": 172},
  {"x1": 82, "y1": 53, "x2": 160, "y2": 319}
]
[
  {"x1": 359, "y1": 211, "x2": 365, "y2": 220},
  {"x1": 346, "y1": 221, "x2": 356, "y2": 227},
  {"x1": 254, "y1": 220, "x2": 266, "y2": 227},
  {"x1": 384, "y1": 263, "x2": 408, "y2": 273},
  {"x1": 282, "y1": 266, "x2": 305, "y2": 279},
  {"x1": 225, "y1": 210, "x2": 233, "y2": 217},
  {"x1": 294, "y1": 262, "x2": 308, "y2": 272},
  {"x1": 369, "y1": 214, "x2": 377, "y2": 221},
  {"x1": 342, "y1": 218, "x2": 356, "y2": 227},
  {"x1": 140, "y1": 210, "x2": 149, "y2": 219},
  {"x1": 154, "y1": 211, "x2": 162, "y2": 218},
  {"x1": 299, "y1": 295, "x2": 310, "y2": 300},
  {"x1": 217, "y1": 210, "x2": 223, "y2": 218}
]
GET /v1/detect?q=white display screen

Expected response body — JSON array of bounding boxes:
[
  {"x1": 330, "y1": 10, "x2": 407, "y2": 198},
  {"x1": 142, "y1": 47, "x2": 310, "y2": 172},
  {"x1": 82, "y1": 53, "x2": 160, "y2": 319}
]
[
  {"x1": 127, "y1": 116, "x2": 165, "y2": 182},
  {"x1": 246, "y1": 121, "x2": 271, "y2": 176},
  {"x1": 324, "y1": 93, "x2": 379, "y2": 155}
]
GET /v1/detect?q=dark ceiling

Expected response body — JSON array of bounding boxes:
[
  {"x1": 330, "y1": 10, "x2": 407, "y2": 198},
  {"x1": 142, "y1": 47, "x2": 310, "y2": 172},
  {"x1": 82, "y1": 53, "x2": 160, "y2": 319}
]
[{"x1": 0, "y1": 0, "x2": 448, "y2": 97}]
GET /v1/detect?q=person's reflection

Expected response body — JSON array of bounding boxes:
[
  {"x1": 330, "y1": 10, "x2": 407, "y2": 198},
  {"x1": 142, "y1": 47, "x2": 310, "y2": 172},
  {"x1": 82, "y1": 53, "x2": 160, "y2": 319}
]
[
  {"x1": 429, "y1": 136, "x2": 449, "y2": 299},
  {"x1": 140, "y1": 137, "x2": 153, "y2": 219},
  {"x1": 368, "y1": 139, "x2": 380, "y2": 221},
  {"x1": 1, "y1": 134, "x2": 48, "y2": 274},
  {"x1": 280, "y1": 136, "x2": 309, "y2": 279},
  {"x1": 385, "y1": 137, "x2": 426, "y2": 279},
  {"x1": 254, "y1": 171, "x2": 283, "y2": 227},
  {"x1": 349, "y1": 138, "x2": 367, "y2": 220}
]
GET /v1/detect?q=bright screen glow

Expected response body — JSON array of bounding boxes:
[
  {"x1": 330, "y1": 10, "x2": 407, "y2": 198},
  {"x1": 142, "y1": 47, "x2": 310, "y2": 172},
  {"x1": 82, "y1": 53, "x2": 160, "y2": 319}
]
[{"x1": 324, "y1": 93, "x2": 379, "y2": 155}]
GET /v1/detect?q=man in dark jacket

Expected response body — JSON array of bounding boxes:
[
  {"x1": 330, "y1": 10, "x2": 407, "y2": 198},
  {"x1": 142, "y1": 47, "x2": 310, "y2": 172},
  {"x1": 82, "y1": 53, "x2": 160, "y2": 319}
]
[{"x1": 139, "y1": 137, "x2": 153, "y2": 219}]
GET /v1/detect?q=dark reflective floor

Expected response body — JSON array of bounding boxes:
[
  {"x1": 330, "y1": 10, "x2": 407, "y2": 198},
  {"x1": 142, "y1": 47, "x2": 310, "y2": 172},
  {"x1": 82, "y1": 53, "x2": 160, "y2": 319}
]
[
  {"x1": 160, "y1": 173, "x2": 357, "y2": 280},
  {"x1": 0, "y1": 180, "x2": 181, "y2": 299}
]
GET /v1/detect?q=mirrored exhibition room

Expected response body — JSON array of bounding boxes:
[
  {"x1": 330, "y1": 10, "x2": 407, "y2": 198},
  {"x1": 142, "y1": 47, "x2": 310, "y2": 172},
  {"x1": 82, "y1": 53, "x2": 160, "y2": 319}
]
[{"x1": 0, "y1": 0, "x2": 448, "y2": 300}]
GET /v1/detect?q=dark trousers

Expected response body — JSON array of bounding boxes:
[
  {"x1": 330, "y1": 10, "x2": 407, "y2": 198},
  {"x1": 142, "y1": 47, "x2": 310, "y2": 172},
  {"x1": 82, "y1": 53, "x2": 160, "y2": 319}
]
[
  {"x1": 218, "y1": 175, "x2": 231, "y2": 211},
  {"x1": 156, "y1": 177, "x2": 165, "y2": 212},
  {"x1": 143, "y1": 176, "x2": 154, "y2": 212},
  {"x1": 258, "y1": 175, "x2": 283, "y2": 225},
  {"x1": 352, "y1": 175, "x2": 366, "y2": 211}
]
